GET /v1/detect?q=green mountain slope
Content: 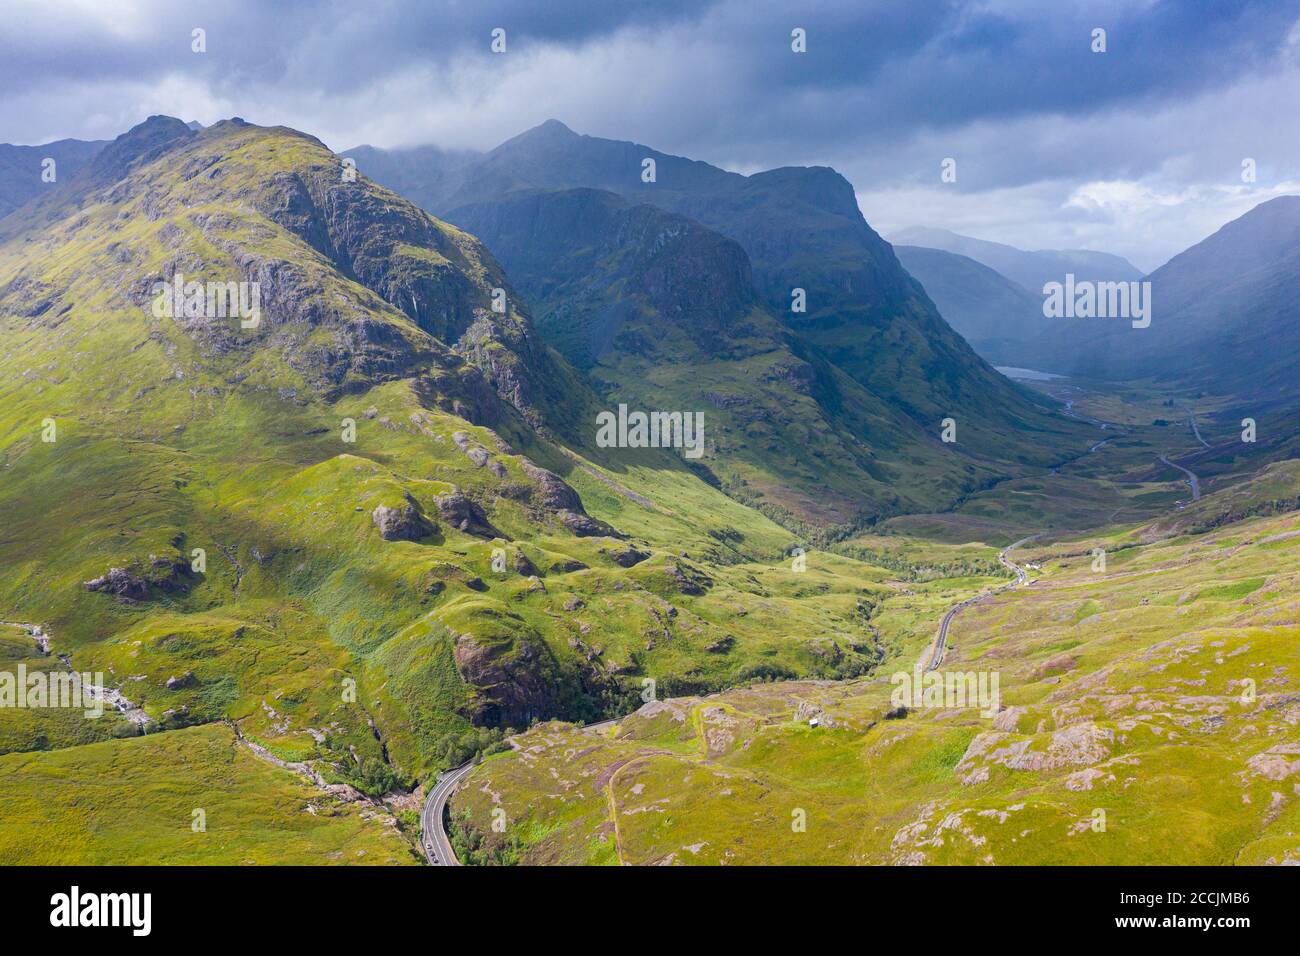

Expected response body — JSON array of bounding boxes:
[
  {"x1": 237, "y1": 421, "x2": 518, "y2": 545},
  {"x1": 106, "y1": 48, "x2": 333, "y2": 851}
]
[
  {"x1": 347, "y1": 122, "x2": 1095, "y2": 523},
  {"x1": 449, "y1": 462, "x2": 1300, "y2": 865},
  {"x1": 0, "y1": 117, "x2": 908, "y2": 861},
  {"x1": 451, "y1": 186, "x2": 1037, "y2": 529}
]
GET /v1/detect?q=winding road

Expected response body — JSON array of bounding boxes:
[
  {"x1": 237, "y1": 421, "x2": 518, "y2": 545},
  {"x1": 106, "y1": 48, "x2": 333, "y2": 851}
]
[
  {"x1": 1159, "y1": 454, "x2": 1202, "y2": 501},
  {"x1": 1188, "y1": 409, "x2": 1210, "y2": 448},
  {"x1": 420, "y1": 762, "x2": 476, "y2": 865},
  {"x1": 420, "y1": 717, "x2": 620, "y2": 865},
  {"x1": 924, "y1": 535, "x2": 1037, "y2": 672}
]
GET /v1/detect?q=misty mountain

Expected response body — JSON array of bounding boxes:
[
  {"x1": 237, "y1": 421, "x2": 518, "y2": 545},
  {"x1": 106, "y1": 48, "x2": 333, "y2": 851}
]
[
  {"x1": 890, "y1": 226, "x2": 1143, "y2": 293},
  {"x1": 451, "y1": 186, "x2": 1023, "y2": 526},
  {"x1": 893, "y1": 244, "x2": 1046, "y2": 366},
  {"x1": 0, "y1": 136, "x2": 104, "y2": 218},
  {"x1": 345, "y1": 121, "x2": 1093, "y2": 497},
  {"x1": 1105, "y1": 194, "x2": 1300, "y2": 397}
]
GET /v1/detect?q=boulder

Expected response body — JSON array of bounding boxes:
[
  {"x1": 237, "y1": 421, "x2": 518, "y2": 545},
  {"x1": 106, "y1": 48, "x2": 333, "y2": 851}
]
[
  {"x1": 371, "y1": 501, "x2": 433, "y2": 541},
  {"x1": 83, "y1": 567, "x2": 150, "y2": 600}
]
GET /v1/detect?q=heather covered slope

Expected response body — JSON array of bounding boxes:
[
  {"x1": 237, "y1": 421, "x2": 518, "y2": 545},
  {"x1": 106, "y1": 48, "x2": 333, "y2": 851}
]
[
  {"x1": 448, "y1": 464, "x2": 1300, "y2": 865},
  {"x1": 0, "y1": 117, "x2": 904, "y2": 860},
  {"x1": 345, "y1": 122, "x2": 1094, "y2": 488}
]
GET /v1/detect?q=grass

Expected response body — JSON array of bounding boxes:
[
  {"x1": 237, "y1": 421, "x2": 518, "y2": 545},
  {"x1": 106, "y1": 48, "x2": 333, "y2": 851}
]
[
  {"x1": 0, "y1": 119, "x2": 905, "y2": 862},
  {"x1": 449, "y1": 497, "x2": 1300, "y2": 864},
  {"x1": 0, "y1": 723, "x2": 416, "y2": 864}
]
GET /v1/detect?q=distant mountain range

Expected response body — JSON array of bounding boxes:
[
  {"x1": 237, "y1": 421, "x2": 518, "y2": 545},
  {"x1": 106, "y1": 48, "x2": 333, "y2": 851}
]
[
  {"x1": 0, "y1": 137, "x2": 104, "y2": 219},
  {"x1": 889, "y1": 226, "x2": 1144, "y2": 292},
  {"x1": 892, "y1": 244, "x2": 1046, "y2": 367},
  {"x1": 891, "y1": 209, "x2": 1300, "y2": 402}
]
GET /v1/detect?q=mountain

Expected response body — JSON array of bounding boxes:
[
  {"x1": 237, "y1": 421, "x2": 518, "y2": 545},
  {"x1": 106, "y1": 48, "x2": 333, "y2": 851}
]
[
  {"x1": 0, "y1": 136, "x2": 104, "y2": 218},
  {"x1": 0, "y1": 117, "x2": 910, "y2": 859},
  {"x1": 451, "y1": 186, "x2": 1006, "y2": 527},
  {"x1": 1133, "y1": 195, "x2": 1300, "y2": 397},
  {"x1": 935, "y1": 196, "x2": 1300, "y2": 396},
  {"x1": 890, "y1": 226, "x2": 1144, "y2": 293},
  {"x1": 893, "y1": 245, "x2": 1045, "y2": 366},
  {"x1": 345, "y1": 122, "x2": 1095, "y2": 522}
]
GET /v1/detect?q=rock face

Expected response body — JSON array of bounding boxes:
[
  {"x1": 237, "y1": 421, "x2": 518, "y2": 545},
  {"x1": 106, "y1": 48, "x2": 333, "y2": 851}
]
[
  {"x1": 165, "y1": 671, "x2": 196, "y2": 690},
  {"x1": 371, "y1": 501, "x2": 434, "y2": 541},
  {"x1": 520, "y1": 458, "x2": 583, "y2": 511},
  {"x1": 666, "y1": 560, "x2": 712, "y2": 595},
  {"x1": 83, "y1": 552, "x2": 196, "y2": 601},
  {"x1": 558, "y1": 509, "x2": 613, "y2": 538},
  {"x1": 451, "y1": 626, "x2": 557, "y2": 728},
  {"x1": 84, "y1": 567, "x2": 151, "y2": 600},
  {"x1": 609, "y1": 545, "x2": 650, "y2": 568},
  {"x1": 433, "y1": 490, "x2": 497, "y2": 537}
]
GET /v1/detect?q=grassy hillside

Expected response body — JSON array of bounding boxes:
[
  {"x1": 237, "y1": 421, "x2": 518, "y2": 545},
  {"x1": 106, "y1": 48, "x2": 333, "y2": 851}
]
[
  {"x1": 0, "y1": 723, "x2": 416, "y2": 864},
  {"x1": 449, "y1": 472, "x2": 1300, "y2": 864},
  {"x1": 0, "y1": 117, "x2": 905, "y2": 861}
]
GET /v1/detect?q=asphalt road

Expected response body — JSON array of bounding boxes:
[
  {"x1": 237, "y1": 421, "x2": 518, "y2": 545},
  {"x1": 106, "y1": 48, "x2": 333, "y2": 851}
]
[
  {"x1": 419, "y1": 761, "x2": 476, "y2": 865},
  {"x1": 1160, "y1": 454, "x2": 1202, "y2": 501},
  {"x1": 1189, "y1": 409, "x2": 1210, "y2": 448},
  {"x1": 420, "y1": 717, "x2": 621, "y2": 865},
  {"x1": 924, "y1": 535, "x2": 1037, "y2": 672}
]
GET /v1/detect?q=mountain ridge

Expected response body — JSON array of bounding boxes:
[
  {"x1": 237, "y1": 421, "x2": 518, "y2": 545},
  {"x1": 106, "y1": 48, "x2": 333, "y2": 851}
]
[{"x1": 344, "y1": 121, "x2": 1096, "y2": 524}]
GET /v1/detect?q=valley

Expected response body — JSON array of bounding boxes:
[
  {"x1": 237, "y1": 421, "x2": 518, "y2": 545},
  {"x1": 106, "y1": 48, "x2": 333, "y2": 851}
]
[
  {"x1": 443, "y1": 457, "x2": 1300, "y2": 865},
  {"x1": 1, "y1": 112, "x2": 1297, "y2": 869}
]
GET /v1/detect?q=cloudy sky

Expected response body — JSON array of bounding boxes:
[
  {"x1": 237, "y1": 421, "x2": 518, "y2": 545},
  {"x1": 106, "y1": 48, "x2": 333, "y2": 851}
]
[{"x1": 3, "y1": 0, "x2": 1299, "y2": 270}]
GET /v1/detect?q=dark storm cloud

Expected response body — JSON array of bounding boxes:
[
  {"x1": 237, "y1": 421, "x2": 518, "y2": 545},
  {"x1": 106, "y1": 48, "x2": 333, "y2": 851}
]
[{"x1": 2, "y1": 0, "x2": 1299, "y2": 265}]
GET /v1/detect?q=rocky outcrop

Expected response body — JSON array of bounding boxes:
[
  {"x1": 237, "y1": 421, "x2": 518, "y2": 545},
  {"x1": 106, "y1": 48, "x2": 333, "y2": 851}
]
[
  {"x1": 608, "y1": 545, "x2": 650, "y2": 568},
  {"x1": 519, "y1": 458, "x2": 582, "y2": 511},
  {"x1": 434, "y1": 489, "x2": 498, "y2": 537},
  {"x1": 83, "y1": 555, "x2": 193, "y2": 600},
  {"x1": 165, "y1": 671, "x2": 196, "y2": 690},
  {"x1": 84, "y1": 567, "x2": 151, "y2": 600},
  {"x1": 371, "y1": 499, "x2": 434, "y2": 541},
  {"x1": 558, "y1": 510, "x2": 612, "y2": 537},
  {"x1": 665, "y1": 560, "x2": 712, "y2": 595},
  {"x1": 451, "y1": 626, "x2": 557, "y2": 728}
]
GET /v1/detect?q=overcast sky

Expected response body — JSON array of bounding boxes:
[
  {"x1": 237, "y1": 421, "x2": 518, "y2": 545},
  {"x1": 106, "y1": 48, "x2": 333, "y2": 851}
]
[{"x1": 3, "y1": 0, "x2": 1299, "y2": 270}]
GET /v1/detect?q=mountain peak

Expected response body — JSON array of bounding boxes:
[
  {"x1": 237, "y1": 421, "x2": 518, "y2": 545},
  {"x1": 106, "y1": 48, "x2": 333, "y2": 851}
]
[
  {"x1": 88, "y1": 114, "x2": 194, "y2": 184},
  {"x1": 514, "y1": 118, "x2": 578, "y2": 144},
  {"x1": 535, "y1": 118, "x2": 575, "y2": 135}
]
